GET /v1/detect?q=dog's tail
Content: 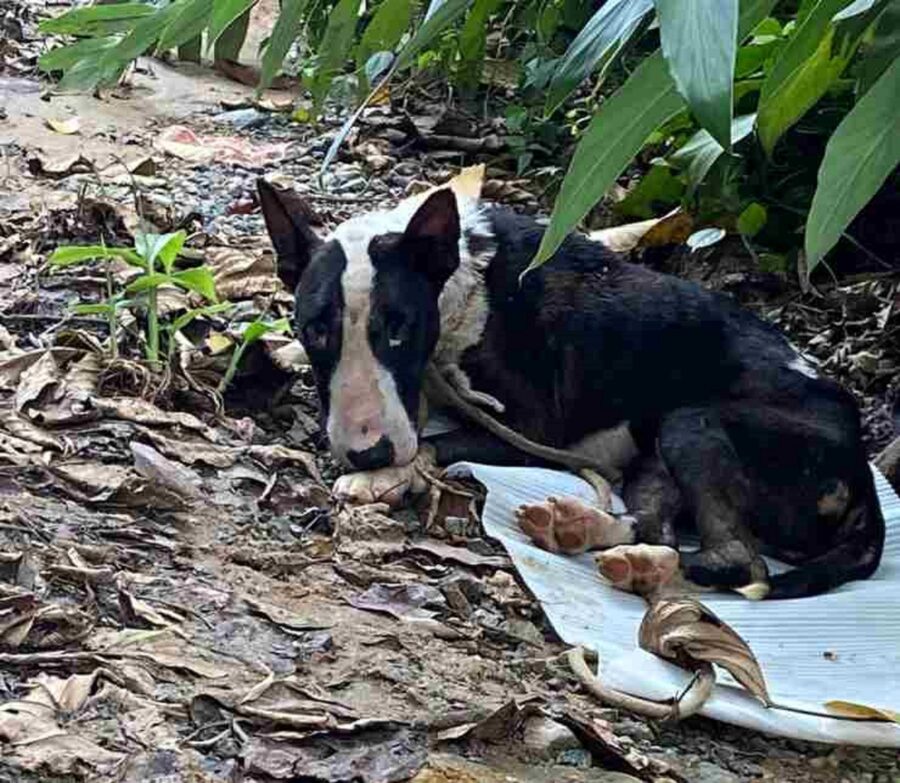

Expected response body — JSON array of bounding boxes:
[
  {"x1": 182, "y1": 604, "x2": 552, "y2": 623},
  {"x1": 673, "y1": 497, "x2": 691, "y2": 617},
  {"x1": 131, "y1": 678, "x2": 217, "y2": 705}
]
[{"x1": 765, "y1": 469, "x2": 885, "y2": 600}]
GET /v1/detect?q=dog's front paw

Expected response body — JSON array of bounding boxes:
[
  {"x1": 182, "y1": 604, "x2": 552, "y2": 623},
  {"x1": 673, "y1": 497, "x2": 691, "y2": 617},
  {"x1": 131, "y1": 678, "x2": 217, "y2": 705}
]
[
  {"x1": 515, "y1": 495, "x2": 635, "y2": 554},
  {"x1": 332, "y1": 449, "x2": 434, "y2": 508},
  {"x1": 595, "y1": 544, "x2": 680, "y2": 597}
]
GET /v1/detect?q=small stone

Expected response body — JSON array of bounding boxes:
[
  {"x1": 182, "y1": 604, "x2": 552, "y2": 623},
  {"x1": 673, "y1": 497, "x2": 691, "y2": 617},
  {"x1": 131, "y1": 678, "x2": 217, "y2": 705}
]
[
  {"x1": 687, "y1": 761, "x2": 740, "y2": 783},
  {"x1": 521, "y1": 716, "x2": 581, "y2": 759},
  {"x1": 557, "y1": 748, "x2": 592, "y2": 768}
]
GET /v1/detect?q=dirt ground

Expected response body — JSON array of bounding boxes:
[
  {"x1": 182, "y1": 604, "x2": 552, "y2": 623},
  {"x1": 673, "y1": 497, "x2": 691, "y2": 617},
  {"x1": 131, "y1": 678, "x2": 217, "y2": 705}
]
[{"x1": 1, "y1": 10, "x2": 900, "y2": 783}]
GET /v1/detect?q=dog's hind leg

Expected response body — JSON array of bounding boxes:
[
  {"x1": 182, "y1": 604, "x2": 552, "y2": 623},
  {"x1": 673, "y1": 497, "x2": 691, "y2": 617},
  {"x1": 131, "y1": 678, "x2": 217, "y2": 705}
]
[
  {"x1": 658, "y1": 406, "x2": 770, "y2": 596},
  {"x1": 622, "y1": 453, "x2": 682, "y2": 548}
]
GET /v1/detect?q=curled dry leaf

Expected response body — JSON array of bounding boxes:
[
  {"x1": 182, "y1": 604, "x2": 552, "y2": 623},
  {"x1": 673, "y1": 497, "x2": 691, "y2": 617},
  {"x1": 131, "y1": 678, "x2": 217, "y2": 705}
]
[
  {"x1": 243, "y1": 595, "x2": 332, "y2": 633},
  {"x1": 92, "y1": 396, "x2": 219, "y2": 440},
  {"x1": 638, "y1": 597, "x2": 770, "y2": 706}
]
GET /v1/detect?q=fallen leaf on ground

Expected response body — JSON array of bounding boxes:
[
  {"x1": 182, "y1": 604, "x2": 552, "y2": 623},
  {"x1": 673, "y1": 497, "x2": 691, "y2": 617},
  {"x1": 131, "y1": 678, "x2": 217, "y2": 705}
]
[
  {"x1": 206, "y1": 246, "x2": 279, "y2": 299},
  {"x1": 406, "y1": 540, "x2": 510, "y2": 570},
  {"x1": 156, "y1": 125, "x2": 289, "y2": 168},
  {"x1": 131, "y1": 442, "x2": 203, "y2": 499},
  {"x1": 349, "y1": 583, "x2": 446, "y2": 622},
  {"x1": 244, "y1": 595, "x2": 331, "y2": 632},
  {"x1": 45, "y1": 116, "x2": 81, "y2": 134},
  {"x1": 248, "y1": 444, "x2": 320, "y2": 481},
  {"x1": 92, "y1": 396, "x2": 219, "y2": 440},
  {"x1": 638, "y1": 597, "x2": 770, "y2": 705},
  {"x1": 26, "y1": 152, "x2": 94, "y2": 178}
]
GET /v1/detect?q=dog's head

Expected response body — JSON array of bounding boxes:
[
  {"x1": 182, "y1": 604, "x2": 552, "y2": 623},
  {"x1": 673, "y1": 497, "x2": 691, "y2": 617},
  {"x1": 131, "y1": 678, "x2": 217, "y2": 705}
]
[{"x1": 258, "y1": 176, "x2": 471, "y2": 471}]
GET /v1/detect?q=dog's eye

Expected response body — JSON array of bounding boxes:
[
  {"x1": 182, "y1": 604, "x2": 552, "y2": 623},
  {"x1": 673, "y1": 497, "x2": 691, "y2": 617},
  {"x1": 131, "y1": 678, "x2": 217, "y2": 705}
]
[
  {"x1": 304, "y1": 320, "x2": 329, "y2": 350},
  {"x1": 385, "y1": 312, "x2": 407, "y2": 348}
]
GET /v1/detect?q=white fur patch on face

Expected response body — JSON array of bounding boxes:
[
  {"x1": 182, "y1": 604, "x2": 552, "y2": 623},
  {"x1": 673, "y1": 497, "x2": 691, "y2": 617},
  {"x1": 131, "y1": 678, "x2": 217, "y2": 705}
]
[{"x1": 326, "y1": 225, "x2": 418, "y2": 467}]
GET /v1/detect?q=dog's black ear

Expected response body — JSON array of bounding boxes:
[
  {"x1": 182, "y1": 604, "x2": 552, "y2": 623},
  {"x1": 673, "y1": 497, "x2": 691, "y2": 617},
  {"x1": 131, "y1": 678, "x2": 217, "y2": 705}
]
[
  {"x1": 403, "y1": 189, "x2": 460, "y2": 287},
  {"x1": 257, "y1": 178, "x2": 322, "y2": 293}
]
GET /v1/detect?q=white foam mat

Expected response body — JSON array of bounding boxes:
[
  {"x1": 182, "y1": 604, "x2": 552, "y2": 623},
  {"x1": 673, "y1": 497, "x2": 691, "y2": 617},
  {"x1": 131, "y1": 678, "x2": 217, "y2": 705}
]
[{"x1": 445, "y1": 462, "x2": 900, "y2": 746}]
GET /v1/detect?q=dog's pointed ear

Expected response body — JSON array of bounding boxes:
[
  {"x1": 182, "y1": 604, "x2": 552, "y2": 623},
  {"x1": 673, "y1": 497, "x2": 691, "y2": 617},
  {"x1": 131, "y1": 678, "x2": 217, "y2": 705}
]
[
  {"x1": 403, "y1": 189, "x2": 460, "y2": 287},
  {"x1": 257, "y1": 178, "x2": 322, "y2": 293}
]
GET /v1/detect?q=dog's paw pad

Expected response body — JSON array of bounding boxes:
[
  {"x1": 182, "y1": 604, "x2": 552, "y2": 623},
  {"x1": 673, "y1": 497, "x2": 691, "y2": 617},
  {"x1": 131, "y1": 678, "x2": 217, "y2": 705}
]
[
  {"x1": 516, "y1": 496, "x2": 631, "y2": 554},
  {"x1": 595, "y1": 544, "x2": 680, "y2": 596}
]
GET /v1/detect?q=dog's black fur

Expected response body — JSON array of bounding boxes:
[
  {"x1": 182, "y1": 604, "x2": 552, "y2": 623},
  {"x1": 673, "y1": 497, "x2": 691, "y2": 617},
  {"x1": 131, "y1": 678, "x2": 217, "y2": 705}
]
[{"x1": 258, "y1": 179, "x2": 885, "y2": 600}]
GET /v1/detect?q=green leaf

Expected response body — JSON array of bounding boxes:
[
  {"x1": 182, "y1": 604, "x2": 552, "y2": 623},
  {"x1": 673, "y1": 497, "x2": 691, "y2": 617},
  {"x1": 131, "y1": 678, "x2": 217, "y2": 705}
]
[
  {"x1": 737, "y1": 202, "x2": 768, "y2": 236},
  {"x1": 654, "y1": 0, "x2": 739, "y2": 150},
  {"x1": 240, "y1": 317, "x2": 291, "y2": 344},
  {"x1": 756, "y1": 0, "x2": 876, "y2": 156},
  {"x1": 39, "y1": 37, "x2": 119, "y2": 73},
  {"x1": 546, "y1": 0, "x2": 653, "y2": 114},
  {"x1": 48, "y1": 244, "x2": 145, "y2": 268},
  {"x1": 395, "y1": 0, "x2": 474, "y2": 69},
  {"x1": 615, "y1": 164, "x2": 685, "y2": 219},
  {"x1": 309, "y1": 0, "x2": 363, "y2": 109},
  {"x1": 857, "y1": 0, "x2": 900, "y2": 92},
  {"x1": 158, "y1": 0, "x2": 214, "y2": 52},
  {"x1": 805, "y1": 56, "x2": 900, "y2": 270},
  {"x1": 260, "y1": 0, "x2": 312, "y2": 90},
  {"x1": 171, "y1": 268, "x2": 218, "y2": 302},
  {"x1": 207, "y1": 0, "x2": 257, "y2": 49},
  {"x1": 834, "y1": 0, "x2": 879, "y2": 19},
  {"x1": 457, "y1": 0, "x2": 504, "y2": 88},
  {"x1": 530, "y1": 0, "x2": 776, "y2": 271},
  {"x1": 136, "y1": 232, "x2": 187, "y2": 272},
  {"x1": 669, "y1": 113, "x2": 757, "y2": 188},
  {"x1": 126, "y1": 273, "x2": 172, "y2": 293},
  {"x1": 357, "y1": 0, "x2": 413, "y2": 74},
  {"x1": 38, "y1": 3, "x2": 156, "y2": 37},
  {"x1": 171, "y1": 302, "x2": 235, "y2": 333},
  {"x1": 530, "y1": 53, "x2": 685, "y2": 271}
]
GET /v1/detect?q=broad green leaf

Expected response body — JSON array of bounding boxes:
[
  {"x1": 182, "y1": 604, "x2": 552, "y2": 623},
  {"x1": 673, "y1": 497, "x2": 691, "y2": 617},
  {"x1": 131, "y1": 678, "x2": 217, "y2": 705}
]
[
  {"x1": 241, "y1": 317, "x2": 291, "y2": 344},
  {"x1": 530, "y1": 52, "x2": 685, "y2": 270},
  {"x1": 158, "y1": 0, "x2": 214, "y2": 52},
  {"x1": 615, "y1": 164, "x2": 684, "y2": 219},
  {"x1": 171, "y1": 302, "x2": 235, "y2": 333},
  {"x1": 805, "y1": 56, "x2": 900, "y2": 269},
  {"x1": 207, "y1": 0, "x2": 257, "y2": 49},
  {"x1": 260, "y1": 0, "x2": 311, "y2": 90},
  {"x1": 857, "y1": 0, "x2": 900, "y2": 91},
  {"x1": 357, "y1": 0, "x2": 413, "y2": 73},
  {"x1": 38, "y1": 3, "x2": 155, "y2": 37},
  {"x1": 364, "y1": 52, "x2": 395, "y2": 85},
  {"x1": 531, "y1": 0, "x2": 776, "y2": 270},
  {"x1": 58, "y1": 3, "x2": 180, "y2": 91},
  {"x1": 171, "y1": 268, "x2": 219, "y2": 302},
  {"x1": 309, "y1": 0, "x2": 363, "y2": 109},
  {"x1": 457, "y1": 0, "x2": 504, "y2": 88},
  {"x1": 737, "y1": 202, "x2": 768, "y2": 235},
  {"x1": 735, "y1": 37, "x2": 781, "y2": 76},
  {"x1": 669, "y1": 113, "x2": 757, "y2": 188},
  {"x1": 396, "y1": 0, "x2": 474, "y2": 69},
  {"x1": 127, "y1": 273, "x2": 173, "y2": 293},
  {"x1": 655, "y1": 0, "x2": 739, "y2": 150},
  {"x1": 39, "y1": 37, "x2": 119, "y2": 73},
  {"x1": 48, "y1": 244, "x2": 145, "y2": 268},
  {"x1": 756, "y1": 0, "x2": 873, "y2": 155},
  {"x1": 546, "y1": 0, "x2": 654, "y2": 114},
  {"x1": 136, "y1": 232, "x2": 187, "y2": 272}
]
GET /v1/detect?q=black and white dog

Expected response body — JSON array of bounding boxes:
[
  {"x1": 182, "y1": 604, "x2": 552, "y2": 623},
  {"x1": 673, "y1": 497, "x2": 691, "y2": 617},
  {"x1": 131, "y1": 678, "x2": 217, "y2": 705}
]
[{"x1": 257, "y1": 166, "x2": 884, "y2": 600}]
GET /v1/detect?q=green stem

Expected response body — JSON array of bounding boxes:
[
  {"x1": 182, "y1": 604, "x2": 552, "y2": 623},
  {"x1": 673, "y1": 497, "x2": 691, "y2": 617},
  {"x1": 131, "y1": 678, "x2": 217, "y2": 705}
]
[
  {"x1": 218, "y1": 341, "x2": 247, "y2": 394},
  {"x1": 146, "y1": 289, "x2": 160, "y2": 368},
  {"x1": 105, "y1": 260, "x2": 118, "y2": 360}
]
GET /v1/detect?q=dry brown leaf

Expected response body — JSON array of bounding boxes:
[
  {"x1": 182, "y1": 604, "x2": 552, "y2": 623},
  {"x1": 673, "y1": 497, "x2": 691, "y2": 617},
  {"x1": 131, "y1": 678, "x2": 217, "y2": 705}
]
[
  {"x1": 406, "y1": 540, "x2": 510, "y2": 570},
  {"x1": 93, "y1": 628, "x2": 233, "y2": 679},
  {"x1": 248, "y1": 444, "x2": 321, "y2": 481},
  {"x1": 207, "y1": 246, "x2": 279, "y2": 299},
  {"x1": 45, "y1": 116, "x2": 81, "y2": 134},
  {"x1": 92, "y1": 396, "x2": 218, "y2": 440},
  {"x1": 638, "y1": 597, "x2": 770, "y2": 705},
  {"x1": 14, "y1": 351, "x2": 60, "y2": 413},
  {"x1": 136, "y1": 427, "x2": 239, "y2": 468},
  {"x1": 244, "y1": 596, "x2": 331, "y2": 632},
  {"x1": 639, "y1": 210, "x2": 695, "y2": 247},
  {"x1": 131, "y1": 442, "x2": 203, "y2": 499},
  {"x1": 824, "y1": 700, "x2": 900, "y2": 723},
  {"x1": 52, "y1": 461, "x2": 188, "y2": 510}
]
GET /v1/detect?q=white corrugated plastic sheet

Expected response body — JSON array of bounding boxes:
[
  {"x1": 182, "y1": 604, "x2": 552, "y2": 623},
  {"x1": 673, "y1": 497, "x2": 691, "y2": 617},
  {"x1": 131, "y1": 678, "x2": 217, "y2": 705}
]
[{"x1": 445, "y1": 462, "x2": 900, "y2": 746}]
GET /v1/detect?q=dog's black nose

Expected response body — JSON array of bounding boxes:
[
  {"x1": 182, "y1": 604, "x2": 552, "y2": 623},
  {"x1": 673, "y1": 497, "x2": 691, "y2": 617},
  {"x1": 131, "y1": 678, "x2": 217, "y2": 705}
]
[{"x1": 346, "y1": 436, "x2": 394, "y2": 470}]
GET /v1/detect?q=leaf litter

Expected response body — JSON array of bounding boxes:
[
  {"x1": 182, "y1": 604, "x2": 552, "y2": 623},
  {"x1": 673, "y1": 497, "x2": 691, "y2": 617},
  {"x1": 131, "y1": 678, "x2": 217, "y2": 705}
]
[{"x1": 0, "y1": 7, "x2": 897, "y2": 781}]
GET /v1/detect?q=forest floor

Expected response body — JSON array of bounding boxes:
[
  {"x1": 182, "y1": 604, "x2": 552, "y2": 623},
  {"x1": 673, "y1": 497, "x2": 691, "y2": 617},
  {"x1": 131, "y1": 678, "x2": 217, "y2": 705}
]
[{"x1": 1, "y1": 3, "x2": 899, "y2": 782}]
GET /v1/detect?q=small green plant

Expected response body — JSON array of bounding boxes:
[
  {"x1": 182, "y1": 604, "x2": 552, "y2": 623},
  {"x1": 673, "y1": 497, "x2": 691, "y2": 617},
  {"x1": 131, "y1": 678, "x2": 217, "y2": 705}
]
[
  {"x1": 48, "y1": 231, "x2": 223, "y2": 368},
  {"x1": 218, "y1": 316, "x2": 291, "y2": 393}
]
